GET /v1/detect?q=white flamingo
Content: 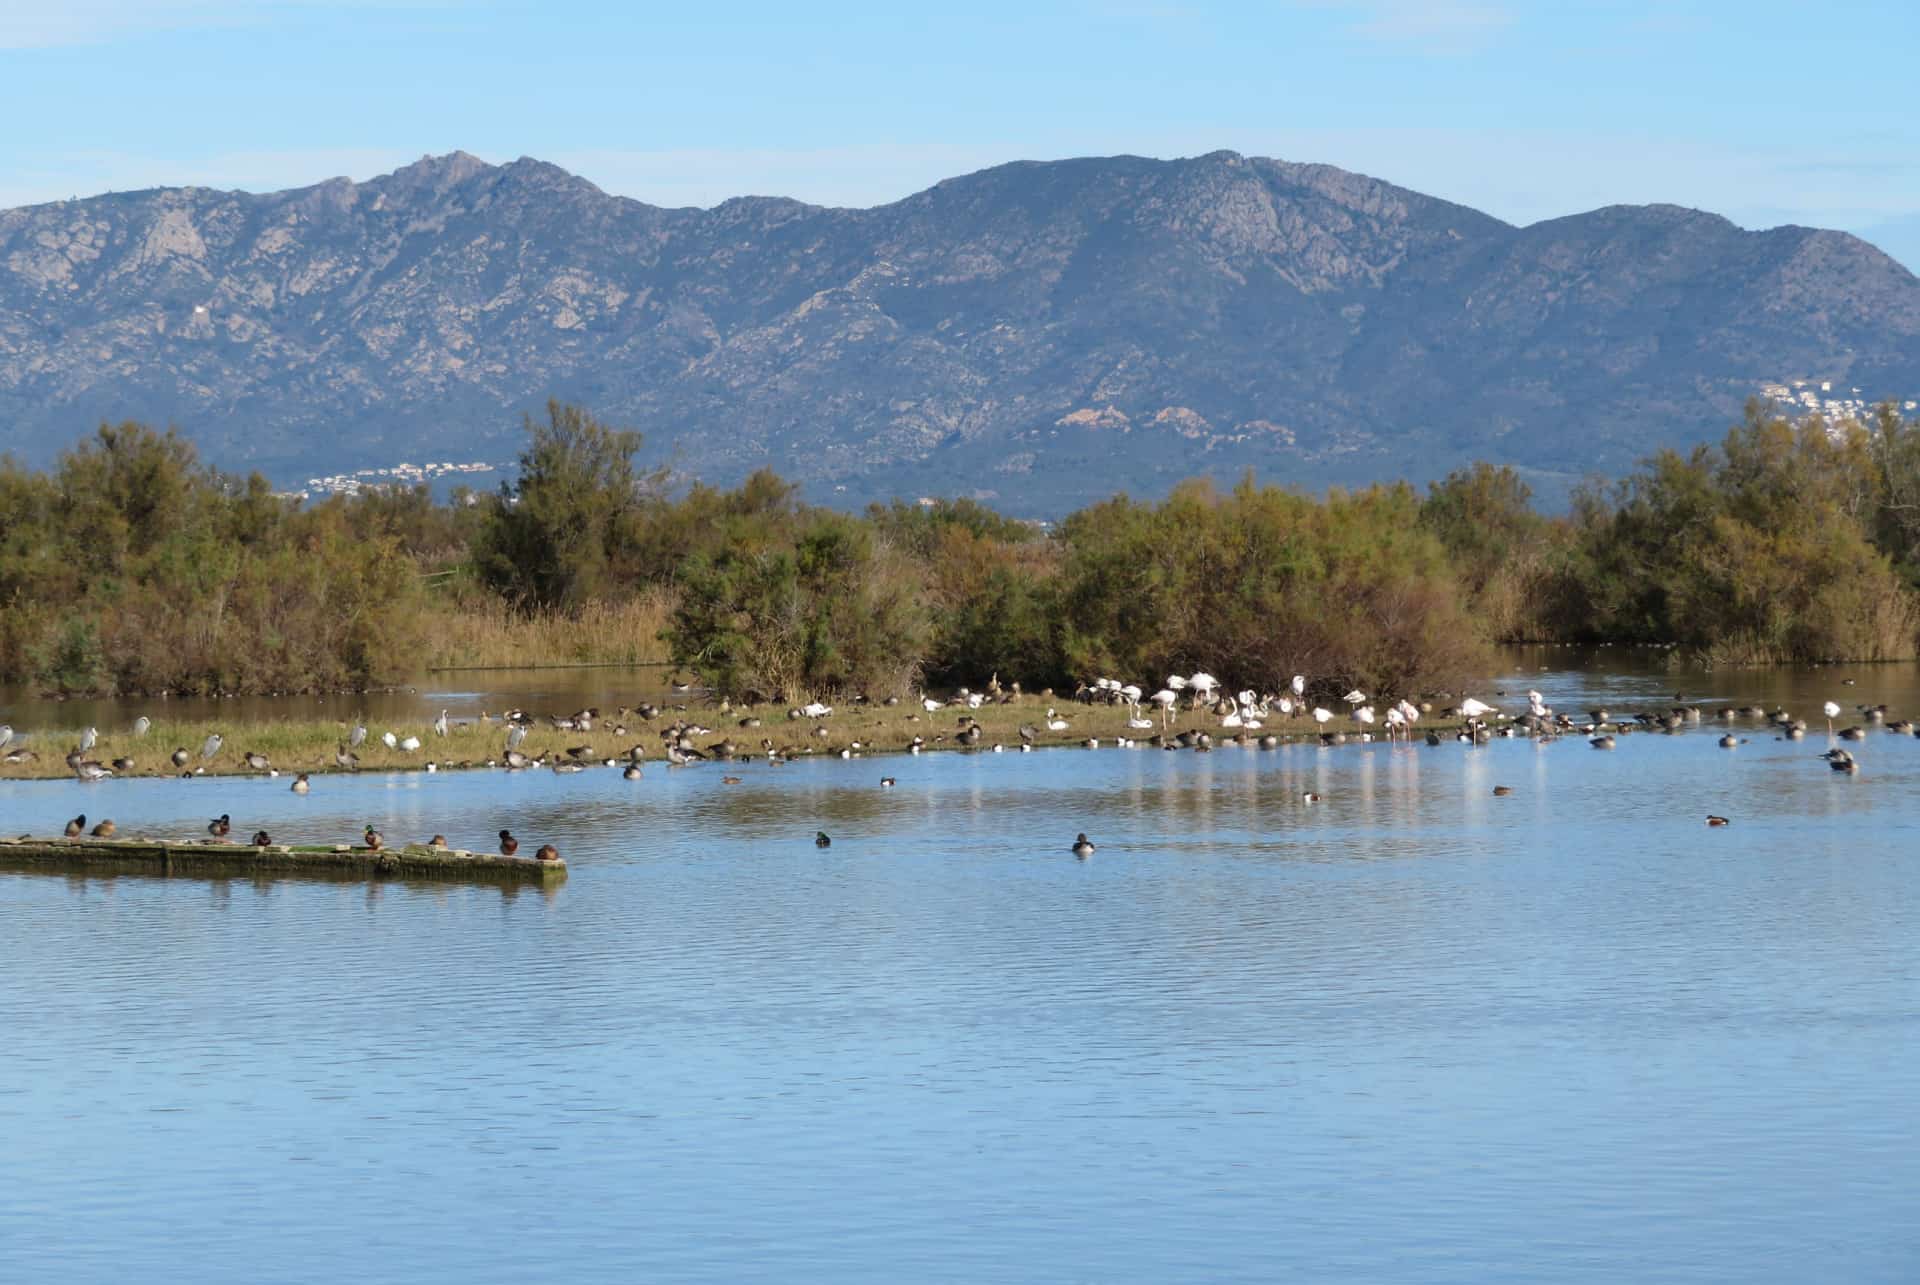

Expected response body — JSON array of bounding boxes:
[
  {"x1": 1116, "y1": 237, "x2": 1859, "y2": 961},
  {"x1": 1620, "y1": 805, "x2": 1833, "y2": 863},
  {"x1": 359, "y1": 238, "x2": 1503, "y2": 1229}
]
[{"x1": 1149, "y1": 689, "x2": 1179, "y2": 729}]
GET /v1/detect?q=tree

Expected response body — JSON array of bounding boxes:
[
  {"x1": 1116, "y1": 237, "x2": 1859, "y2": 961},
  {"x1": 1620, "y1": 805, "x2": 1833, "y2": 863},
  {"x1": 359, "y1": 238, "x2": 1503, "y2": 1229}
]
[{"x1": 473, "y1": 401, "x2": 662, "y2": 608}]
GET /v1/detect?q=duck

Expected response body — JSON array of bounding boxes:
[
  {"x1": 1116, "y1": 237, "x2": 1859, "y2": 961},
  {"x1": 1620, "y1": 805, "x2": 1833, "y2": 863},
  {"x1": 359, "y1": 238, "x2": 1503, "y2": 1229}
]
[
  {"x1": 880, "y1": 776, "x2": 896, "y2": 788},
  {"x1": 1492, "y1": 786, "x2": 1513, "y2": 797},
  {"x1": 171, "y1": 747, "x2": 190, "y2": 768},
  {"x1": 243, "y1": 751, "x2": 271, "y2": 772},
  {"x1": 110, "y1": 756, "x2": 135, "y2": 772},
  {"x1": 1071, "y1": 833, "x2": 1095, "y2": 858},
  {"x1": 1589, "y1": 735, "x2": 1616, "y2": 750},
  {"x1": 498, "y1": 830, "x2": 519, "y2": 856},
  {"x1": 363, "y1": 825, "x2": 384, "y2": 851},
  {"x1": 721, "y1": 775, "x2": 742, "y2": 784},
  {"x1": 89, "y1": 818, "x2": 116, "y2": 837},
  {"x1": 1718, "y1": 734, "x2": 1739, "y2": 748},
  {"x1": 815, "y1": 831, "x2": 832, "y2": 848},
  {"x1": 427, "y1": 835, "x2": 447, "y2": 849},
  {"x1": 334, "y1": 745, "x2": 360, "y2": 771},
  {"x1": 622, "y1": 763, "x2": 642, "y2": 780},
  {"x1": 535, "y1": 844, "x2": 561, "y2": 862},
  {"x1": 251, "y1": 830, "x2": 273, "y2": 847},
  {"x1": 1706, "y1": 815, "x2": 1731, "y2": 827},
  {"x1": 291, "y1": 772, "x2": 310, "y2": 793},
  {"x1": 64, "y1": 813, "x2": 86, "y2": 837},
  {"x1": 1302, "y1": 791, "x2": 1323, "y2": 804},
  {"x1": 207, "y1": 814, "x2": 231, "y2": 839}
]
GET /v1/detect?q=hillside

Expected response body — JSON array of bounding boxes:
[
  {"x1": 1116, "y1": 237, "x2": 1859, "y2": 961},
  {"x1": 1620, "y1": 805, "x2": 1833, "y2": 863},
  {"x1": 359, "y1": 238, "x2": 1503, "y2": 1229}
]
[{"x1": 3, "y1": 149, "x2": 1918, "y2": 511}]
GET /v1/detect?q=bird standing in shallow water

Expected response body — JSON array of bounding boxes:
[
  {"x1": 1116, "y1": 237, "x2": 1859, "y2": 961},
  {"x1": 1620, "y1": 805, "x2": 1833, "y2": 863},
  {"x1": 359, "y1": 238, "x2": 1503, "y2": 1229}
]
[{"x1": 498, "y1": 830, "x2": 519, "y2": 856}]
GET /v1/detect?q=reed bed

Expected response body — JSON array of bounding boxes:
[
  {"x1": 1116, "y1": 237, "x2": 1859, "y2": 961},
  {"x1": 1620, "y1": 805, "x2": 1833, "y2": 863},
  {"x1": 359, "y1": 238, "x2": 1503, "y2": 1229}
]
[{"x1": 420, "y1": 592, "x2": 674, "y2": 670}]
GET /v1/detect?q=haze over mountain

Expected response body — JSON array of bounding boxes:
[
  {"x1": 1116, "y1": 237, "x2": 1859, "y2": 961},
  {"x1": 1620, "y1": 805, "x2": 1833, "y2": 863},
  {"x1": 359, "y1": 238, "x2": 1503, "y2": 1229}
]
[{"x1": 3, "y1": 149, "x2": 1918, "y2": 513}]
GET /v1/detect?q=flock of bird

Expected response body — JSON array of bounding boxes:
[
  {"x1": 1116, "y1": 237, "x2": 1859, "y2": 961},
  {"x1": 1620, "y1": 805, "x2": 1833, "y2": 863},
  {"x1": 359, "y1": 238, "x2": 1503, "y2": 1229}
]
[{"x1": 10, "y1": 670, "x2": 1902, "y2": 857}]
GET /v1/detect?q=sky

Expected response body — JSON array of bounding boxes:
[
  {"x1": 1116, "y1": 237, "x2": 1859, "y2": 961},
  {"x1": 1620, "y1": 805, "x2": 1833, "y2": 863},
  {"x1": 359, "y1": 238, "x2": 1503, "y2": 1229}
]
[{"x1": 1, "y1": 0, "x2": 1917, "y2": 268}]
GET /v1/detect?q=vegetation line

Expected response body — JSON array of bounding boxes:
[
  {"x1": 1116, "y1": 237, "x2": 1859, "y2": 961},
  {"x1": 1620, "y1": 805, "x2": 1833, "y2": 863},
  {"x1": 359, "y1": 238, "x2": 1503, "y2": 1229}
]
[{"x1": 6, "y1": 397, "x2": 1920, "y2": 712}]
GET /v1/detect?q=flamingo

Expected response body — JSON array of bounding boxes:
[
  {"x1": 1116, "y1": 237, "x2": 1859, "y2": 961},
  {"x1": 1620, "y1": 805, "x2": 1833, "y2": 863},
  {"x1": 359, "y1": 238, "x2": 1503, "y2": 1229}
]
[
  {"x1": 1458, "y1": 697, "x2": 1496, "y2": 720},
  {"x1": 1291, "y1": 675, "x2": 1307, "y2": 699},
  {"x1": 1312, "y1": 707, "x2": 1334, "y2": 728},
  {"x1": 1342, "y1": 689, "x2": 1367, "y2": 706},
  {"x1": 1149, "y1": 689, "x2": 1179, "y2": 729}
]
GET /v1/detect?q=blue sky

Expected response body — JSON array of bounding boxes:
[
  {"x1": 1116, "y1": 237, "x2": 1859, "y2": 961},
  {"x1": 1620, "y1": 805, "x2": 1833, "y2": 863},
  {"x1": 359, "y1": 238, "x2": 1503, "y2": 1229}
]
[{"x1": 3, "y1": 0, "x2": 1917, "y2": 266}]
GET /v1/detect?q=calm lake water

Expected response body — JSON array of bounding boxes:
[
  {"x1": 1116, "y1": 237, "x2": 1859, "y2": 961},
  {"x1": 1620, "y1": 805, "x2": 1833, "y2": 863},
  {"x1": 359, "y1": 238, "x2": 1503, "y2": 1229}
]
[{"x1": 3, "y1": 654, "x2": 1918, "y2": 1283}]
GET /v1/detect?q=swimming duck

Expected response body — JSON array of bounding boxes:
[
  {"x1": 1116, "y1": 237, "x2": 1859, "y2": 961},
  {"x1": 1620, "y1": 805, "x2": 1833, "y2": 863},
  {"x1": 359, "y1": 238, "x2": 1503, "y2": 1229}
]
[
  {"x1": 363, "y1": 825, "x2": 383, "y2": 851},
  {"x1": 1302, "y1": 792, "x2": 1322, "y2": 804},
  {"x1": 291, "y1": 772, "x2": 310, "y2": 793},
  {"x1": 535, "y1": 844, "x2": 560, "y2": 862},
  {"x1": 622, "y1": 763, "x2": 642, "y2": 780},
  {"x1": 880, "y1": 776, "x2": 896, "y2": 787},
  {"x1": 1706, "y1": 815, "x2": 1730, "y2": 827},
  {"x1": 815, "y1": 831, "x2": 832, "y2": 848},
  {"x1": 499, "y1": 830, "x2": 519, "y2": 856},
  {"x1": 1492, "y1": 786, "x2": 1513, "y2": 797},
  {"x1": 721, "y1": 775, "x2": 742, "y2": 784},
  {"x1": 1072, "y1": 833, "x2": 1095, "y2": 858},
  {"x1": 1718, "y1": 734, "x2": 1738, "y2": 748},
  {"x1": 1589, "y1": 735, "x2": 1616, "y2": 750},
  {"x1": 64, "y1": 813, "x2": 85, "y2": 837},
  {"x1": 208, "y1": 814, "x2": 231, "y2": 839}
]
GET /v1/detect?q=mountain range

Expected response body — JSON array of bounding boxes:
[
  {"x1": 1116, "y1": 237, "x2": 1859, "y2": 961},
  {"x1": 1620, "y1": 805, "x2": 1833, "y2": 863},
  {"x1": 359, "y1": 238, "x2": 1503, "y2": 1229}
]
[{"x1": 3, "y1": 149, "x2": 1918, "y2": 513}]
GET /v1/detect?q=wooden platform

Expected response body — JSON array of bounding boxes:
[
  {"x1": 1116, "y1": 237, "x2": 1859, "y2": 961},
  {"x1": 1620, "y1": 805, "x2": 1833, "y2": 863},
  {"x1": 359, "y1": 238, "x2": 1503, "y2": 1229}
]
[{"x1": 0, "y1": 835, "x2": 565, "y2": 883}]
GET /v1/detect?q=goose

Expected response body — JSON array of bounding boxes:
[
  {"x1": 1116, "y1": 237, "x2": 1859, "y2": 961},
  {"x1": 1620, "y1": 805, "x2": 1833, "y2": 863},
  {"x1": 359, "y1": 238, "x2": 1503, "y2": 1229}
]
[
  {"x1": 504, "y1": 749, "x2": 531, "y2": 769},
  {"x1": 1072, "y1": 833, "x2": 1095, "y2": 858},
  {"x1": 1838, "y1": 726, "x2": 1867, "y2": 742},
  {"x1": 75, "y1": 761, "x2": 113, "y2": 782},
  {"x1": 64, "y1": 814, "x2": 86, "y2": 837},
  {"x1": 363, "y1": 825, "x2": 383, "y2": 851},
  {"x1": 535, "y1": 844, "x2": 561, "y2": 862},
  {"x1": 291, "y1": 772, "x2": 311, "y2": 793},
  {"x1": 90, "y1": 818, "x2": 116, "y2": 837},
  {"x1": 208, "y1": 814, "x2": 231, "y2": 838},
  {"x1": 335, "y1": 744, "x2": 360, "y2": 771},
  {"x1": 499, "y1": 830, "x2": 519, "y2": 856}
]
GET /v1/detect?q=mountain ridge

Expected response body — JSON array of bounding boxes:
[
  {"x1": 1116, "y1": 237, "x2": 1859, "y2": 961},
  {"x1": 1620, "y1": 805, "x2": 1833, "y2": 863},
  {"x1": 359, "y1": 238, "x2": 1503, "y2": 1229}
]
[{"x1": 2, "y1": 149, "x2": 1916, "y2": 513}]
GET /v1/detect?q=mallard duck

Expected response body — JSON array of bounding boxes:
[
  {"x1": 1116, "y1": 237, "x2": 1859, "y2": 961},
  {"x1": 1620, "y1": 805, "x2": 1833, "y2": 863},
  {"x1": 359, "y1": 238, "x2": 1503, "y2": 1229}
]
[
  {"x1": 535, "y1": 844, "x2": 560, "y2": 862},
  {"x1": 815, "y1": 831, "x2": 831, "y2": 848},
  {"x1": 252, "y1": 830, "x2": 272, "y2": 847},
  {"x1": 363, "y1": 825, "x2": 384, "y2": 851},
  {"x1": 64, "y1": 813, "x2": 86, "y2": 837},
  {"x1": 1492, "y1": 786, "x2": 1513, "y2": 797},
  {"x1": 207, "y1": 814, "x2": 231, "y2": 839},
  {"x1": 427, "y1": 835, "x2": 447, "y2": 849},
  {"x1": 498, "y1": 830, "x2": 518, "y2": 856},
  {"x1": 1706, "y1": 815, "x2": 1730, "y2": 827},
  {"x1": 89, "y1": 818, "x2": 116, "y2": 837}
]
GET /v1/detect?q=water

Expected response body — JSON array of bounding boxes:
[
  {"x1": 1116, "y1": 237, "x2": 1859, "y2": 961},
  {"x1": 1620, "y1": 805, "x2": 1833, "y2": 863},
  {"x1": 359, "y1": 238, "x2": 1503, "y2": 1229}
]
[{"x1": 3, "y1": 658, "x2": 1918, "y2": 1283}]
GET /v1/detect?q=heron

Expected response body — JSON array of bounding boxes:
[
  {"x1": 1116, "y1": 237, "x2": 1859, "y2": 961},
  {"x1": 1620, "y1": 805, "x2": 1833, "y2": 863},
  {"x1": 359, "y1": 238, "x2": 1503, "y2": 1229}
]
[
  {"x1": 199, "y1": 732, "x2": 223, "y2": 761},
  {"x1": 78, "y1": 726, "x2": 98, "y2": 753},
  {"x1": 349, "y1": 722, "x2": 368, "y2": 748},
  {"x1": 434, "y1": 709, "x2": 449, "y2": 737}
]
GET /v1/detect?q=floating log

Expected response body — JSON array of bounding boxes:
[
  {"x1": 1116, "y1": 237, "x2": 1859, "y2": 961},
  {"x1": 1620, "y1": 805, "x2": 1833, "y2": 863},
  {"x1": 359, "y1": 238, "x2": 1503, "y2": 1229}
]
[{"x1": 0, "y1": 835, "x2": 564, "y2": 883}]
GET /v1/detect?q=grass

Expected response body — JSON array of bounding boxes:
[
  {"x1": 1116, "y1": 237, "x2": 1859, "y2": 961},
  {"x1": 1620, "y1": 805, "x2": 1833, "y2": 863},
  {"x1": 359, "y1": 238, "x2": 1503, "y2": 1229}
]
[
  {"x1": 0, "y1": 699, "x2": 1472, "y2": 782},
  {"x1": 418, "y1": 592, "x2": 674, "y2": 670}
]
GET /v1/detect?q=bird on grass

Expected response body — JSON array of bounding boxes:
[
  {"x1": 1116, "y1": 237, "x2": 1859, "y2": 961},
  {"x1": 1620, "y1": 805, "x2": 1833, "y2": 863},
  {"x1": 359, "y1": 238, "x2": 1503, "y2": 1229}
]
[
  {"x1": 1072, "y1": 833, "x2": 1095, "y2": 858},
  {"x1": 334, "y1": 745, "x2": 359, "y2": 772},
  {"x1": 244, "y1": 751, "x2": 271, "y2": 773},
  {"x1": 200, "y1": 733, "x2": 223, "y2": 761},
  {"x1": 64, "y1": 814, "x2": 85, "y2": 837},
  {"x1": 499, "y1": 830, "x2": 519, "y2": 856},
  {"x1": 90, "y1": 819, "x2": 116, "y2": 838},
  {"x1": 207, "y1": 814, "x2": 231, "y2": 839},
  {"x1": 434, "y1": 709, "x2": 449, "y2": 737},
  {"x1": 132, "y1": 716, "x2": 150, "y2": 737},
  {"x1": 170, "y1": 747, "x2": 190, "y2": 769},
  {"x1": 111, "y1": 757, "x2": 135, "y2": 772},
  {"x1": 78, "y1": 726, "x2": 98, "y2": 753},
  {"x1": 363, "y1": 825, "x2": 384, "y2": 851}
]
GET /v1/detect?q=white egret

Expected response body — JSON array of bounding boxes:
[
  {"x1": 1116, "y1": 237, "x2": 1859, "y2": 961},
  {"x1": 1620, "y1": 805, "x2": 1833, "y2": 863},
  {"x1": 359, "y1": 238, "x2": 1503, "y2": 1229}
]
[
  {"x1": 434, "y1": 709, "x2": 450, "y2": 737},
  {"x1": 1823, "y1": 700, "x2": 1841, "y2": 735},
  {"x1": 1291, "y1": 674, "x2": 1306, "y2": 697}
]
